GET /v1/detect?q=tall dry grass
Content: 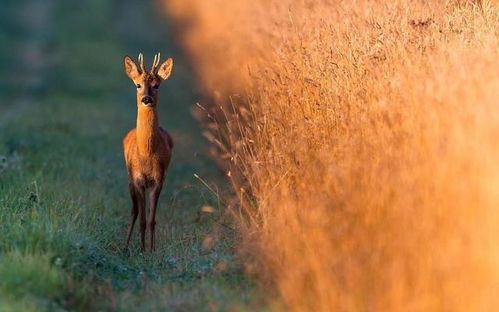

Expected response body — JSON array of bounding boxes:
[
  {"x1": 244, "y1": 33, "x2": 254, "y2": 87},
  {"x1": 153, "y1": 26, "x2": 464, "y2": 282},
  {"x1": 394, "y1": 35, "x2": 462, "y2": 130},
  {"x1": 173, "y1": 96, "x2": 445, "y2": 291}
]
[{"x1": 164, "y1": 0, "x2": 499, "y2": 310}]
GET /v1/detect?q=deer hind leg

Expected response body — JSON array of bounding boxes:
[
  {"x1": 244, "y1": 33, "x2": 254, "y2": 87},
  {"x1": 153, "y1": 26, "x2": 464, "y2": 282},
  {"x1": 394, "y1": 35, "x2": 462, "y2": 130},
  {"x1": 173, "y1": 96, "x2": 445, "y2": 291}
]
[
  {"x1": 148, "y1": 184, "x2": 163, "y2": 251},
  {"x1": 125, "y1": 181, "x2": 139, "y2": 249}
]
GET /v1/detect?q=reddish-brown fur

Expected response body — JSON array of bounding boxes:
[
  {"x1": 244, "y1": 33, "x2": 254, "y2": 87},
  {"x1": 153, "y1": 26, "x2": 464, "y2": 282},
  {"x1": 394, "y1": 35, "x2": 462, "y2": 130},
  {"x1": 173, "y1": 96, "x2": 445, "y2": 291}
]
[{"x1": 123, "y1": 53, "x2": 174, "y2": 252}]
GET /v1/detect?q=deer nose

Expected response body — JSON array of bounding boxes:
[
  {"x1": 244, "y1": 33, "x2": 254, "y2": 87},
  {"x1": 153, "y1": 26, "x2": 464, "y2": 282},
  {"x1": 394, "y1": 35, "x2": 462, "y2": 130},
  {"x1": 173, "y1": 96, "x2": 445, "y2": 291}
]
[{"x1": 141, "y1": 96, "x2": 153, "y2": 105}]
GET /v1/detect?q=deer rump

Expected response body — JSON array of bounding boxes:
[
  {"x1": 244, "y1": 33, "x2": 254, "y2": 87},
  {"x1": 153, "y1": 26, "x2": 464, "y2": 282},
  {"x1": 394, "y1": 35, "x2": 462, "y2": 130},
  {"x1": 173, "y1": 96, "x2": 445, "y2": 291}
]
[{"x1": 160, "y1": 127, "x2": 174, "y2": 150}]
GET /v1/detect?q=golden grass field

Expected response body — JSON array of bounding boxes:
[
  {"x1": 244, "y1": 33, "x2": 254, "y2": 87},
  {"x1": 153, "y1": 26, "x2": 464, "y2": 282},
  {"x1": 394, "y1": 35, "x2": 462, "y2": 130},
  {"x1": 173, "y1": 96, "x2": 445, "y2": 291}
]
[{"x1": 164, "y1": 0, "x2": 499, "y2": 310}]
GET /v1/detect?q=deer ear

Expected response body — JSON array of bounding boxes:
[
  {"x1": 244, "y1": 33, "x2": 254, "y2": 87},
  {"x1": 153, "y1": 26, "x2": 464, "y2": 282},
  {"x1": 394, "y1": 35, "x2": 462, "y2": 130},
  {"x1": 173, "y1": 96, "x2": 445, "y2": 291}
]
[
  {"x1": 124, "y1": 56, "x2": 141, "y2": 80},
  {"x1": 157, "y1": 58, "x2": 173, "y2": 81}
]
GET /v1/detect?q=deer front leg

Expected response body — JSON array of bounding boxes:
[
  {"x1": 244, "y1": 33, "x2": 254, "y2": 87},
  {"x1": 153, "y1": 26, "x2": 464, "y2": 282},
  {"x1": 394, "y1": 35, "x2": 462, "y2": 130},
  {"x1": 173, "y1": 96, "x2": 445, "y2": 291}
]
[
  {"x1": 148, "y1": 184, "x2": 162, "y2": 251},
  {"x1": 136, "y1": 185, "x2": 146, "y2": 252},
  {"x1": 125, "y1": 182, "x2": 138, "y2": 249}
]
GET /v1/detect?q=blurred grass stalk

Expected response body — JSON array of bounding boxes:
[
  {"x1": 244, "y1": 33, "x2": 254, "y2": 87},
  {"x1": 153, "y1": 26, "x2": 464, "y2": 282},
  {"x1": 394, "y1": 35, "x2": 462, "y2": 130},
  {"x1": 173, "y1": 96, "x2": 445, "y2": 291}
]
[{"x1": 163, "y1": 0, "x2": 499, "y2": 310}]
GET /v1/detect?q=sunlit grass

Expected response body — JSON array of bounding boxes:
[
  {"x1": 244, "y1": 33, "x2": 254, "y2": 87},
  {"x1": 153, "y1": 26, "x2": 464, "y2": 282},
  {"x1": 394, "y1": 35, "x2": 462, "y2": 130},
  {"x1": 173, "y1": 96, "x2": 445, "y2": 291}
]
[{"x1": 165, "y1": 0, "x2": 499, "y2": 310}]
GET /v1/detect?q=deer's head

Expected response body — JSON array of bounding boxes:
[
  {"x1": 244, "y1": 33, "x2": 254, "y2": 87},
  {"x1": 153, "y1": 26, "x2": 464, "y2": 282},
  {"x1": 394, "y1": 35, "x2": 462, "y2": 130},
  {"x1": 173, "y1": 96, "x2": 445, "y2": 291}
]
[{"x1": 124, "y1": 53, "x2": 173, "y2": 108}]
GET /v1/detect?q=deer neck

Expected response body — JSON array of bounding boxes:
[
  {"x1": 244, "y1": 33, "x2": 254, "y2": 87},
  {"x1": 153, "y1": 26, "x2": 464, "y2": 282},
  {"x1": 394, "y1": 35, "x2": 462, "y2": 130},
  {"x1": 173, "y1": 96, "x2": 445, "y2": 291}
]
[{"x1": 136, "y1": 106, "x2": 160, "y2": 156}]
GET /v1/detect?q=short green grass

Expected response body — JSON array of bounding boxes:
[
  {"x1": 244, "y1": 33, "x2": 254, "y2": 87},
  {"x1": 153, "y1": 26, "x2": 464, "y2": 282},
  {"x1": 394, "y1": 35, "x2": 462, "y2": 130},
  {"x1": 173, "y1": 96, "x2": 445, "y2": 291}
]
[{"x1": 0, "y1": 0, "x2": 258, "y2": 310}]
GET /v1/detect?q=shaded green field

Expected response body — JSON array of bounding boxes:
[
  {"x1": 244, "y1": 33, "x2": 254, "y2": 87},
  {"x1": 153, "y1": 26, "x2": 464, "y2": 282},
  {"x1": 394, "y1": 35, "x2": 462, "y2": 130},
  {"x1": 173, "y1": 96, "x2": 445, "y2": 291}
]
[{"x1": 0, "y1": 0, "x2": 257, "y2": 310}]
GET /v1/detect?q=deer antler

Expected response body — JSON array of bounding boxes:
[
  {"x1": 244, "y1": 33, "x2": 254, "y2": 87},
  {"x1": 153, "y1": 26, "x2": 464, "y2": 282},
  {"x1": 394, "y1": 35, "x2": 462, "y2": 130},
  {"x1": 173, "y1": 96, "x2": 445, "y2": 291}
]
[
  {"x1": 138, "y1": 53, "x2": 146, "y2": 73},
  {"x1": 151, "y1": 52, "x2": 161, "y2": 74}
]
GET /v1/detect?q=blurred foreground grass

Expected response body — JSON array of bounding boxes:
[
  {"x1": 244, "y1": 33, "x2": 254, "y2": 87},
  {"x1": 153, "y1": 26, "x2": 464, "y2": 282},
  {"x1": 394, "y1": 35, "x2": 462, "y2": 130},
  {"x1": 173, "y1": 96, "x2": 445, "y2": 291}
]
[{"x1": 0, "y1": 0, "x2": 256, "y2": 310}]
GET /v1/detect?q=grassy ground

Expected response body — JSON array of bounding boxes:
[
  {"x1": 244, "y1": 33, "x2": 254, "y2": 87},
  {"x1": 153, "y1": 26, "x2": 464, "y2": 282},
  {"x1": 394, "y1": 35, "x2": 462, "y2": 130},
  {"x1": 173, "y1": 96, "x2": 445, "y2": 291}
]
[{"x1": 0, "y1": 0, "x2": 256, "y2": 311}]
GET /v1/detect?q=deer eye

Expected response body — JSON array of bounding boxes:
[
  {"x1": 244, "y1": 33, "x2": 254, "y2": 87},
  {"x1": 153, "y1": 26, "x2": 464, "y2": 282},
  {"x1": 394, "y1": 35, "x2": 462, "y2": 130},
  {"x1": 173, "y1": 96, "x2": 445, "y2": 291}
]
[
  {"x1": 153, "y1": 85, "x2": 159, "y2": 89},
  {"x1": 136, "y1": 84, "x2": 141, "y2": 89}
]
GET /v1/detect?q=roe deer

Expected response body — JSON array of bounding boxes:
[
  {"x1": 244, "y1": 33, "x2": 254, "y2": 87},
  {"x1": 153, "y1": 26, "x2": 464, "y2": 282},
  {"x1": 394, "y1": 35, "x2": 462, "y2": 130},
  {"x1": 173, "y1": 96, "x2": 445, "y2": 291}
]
[{"x1": 123, "y1": 53, "x2": 174, "y2": 252}]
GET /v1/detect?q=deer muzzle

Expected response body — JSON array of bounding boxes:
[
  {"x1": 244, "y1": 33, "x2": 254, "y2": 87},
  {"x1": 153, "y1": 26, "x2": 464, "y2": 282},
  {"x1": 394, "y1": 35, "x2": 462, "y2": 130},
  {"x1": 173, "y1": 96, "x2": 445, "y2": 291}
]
[{"x1": 141, "y1": 96, "x2": 153, "y2": 105}]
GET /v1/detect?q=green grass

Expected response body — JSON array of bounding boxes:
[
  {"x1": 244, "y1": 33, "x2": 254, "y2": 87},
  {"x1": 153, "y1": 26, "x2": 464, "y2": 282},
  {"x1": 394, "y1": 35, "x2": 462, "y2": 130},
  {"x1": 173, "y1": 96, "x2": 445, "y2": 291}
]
[{"x1": 0, "y1": 0, "x2": 258, "y2": 310}]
